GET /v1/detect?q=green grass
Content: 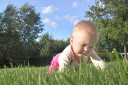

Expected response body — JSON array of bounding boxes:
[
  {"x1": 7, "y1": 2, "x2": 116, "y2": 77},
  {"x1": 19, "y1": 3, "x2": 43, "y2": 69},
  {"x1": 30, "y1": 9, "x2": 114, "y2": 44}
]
[
  {"x1": 0, "y1": 50, "x2": 128, "y2": 85},
  {"x1": 113, "y1": 49, "x2": 128, "y2": 84},
  {"x1": 0, "y1": 61, "x2": 128, "y2": 85}
]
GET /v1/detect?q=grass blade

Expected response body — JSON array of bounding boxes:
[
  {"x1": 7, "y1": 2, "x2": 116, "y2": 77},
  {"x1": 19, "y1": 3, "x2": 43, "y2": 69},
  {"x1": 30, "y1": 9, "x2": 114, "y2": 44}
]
[
  {"x1": 60, "y1": 73, "x2": 76, "y2": 85},
  {"x1": 113, "y1": 49, "x2": 128, "y2": 84}
]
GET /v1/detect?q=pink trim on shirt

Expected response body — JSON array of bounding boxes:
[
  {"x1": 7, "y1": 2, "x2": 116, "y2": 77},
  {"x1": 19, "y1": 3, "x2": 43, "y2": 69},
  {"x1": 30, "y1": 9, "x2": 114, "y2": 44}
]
[{"x1": 70, "y1": 45, "x2": 83, "y2": 64}]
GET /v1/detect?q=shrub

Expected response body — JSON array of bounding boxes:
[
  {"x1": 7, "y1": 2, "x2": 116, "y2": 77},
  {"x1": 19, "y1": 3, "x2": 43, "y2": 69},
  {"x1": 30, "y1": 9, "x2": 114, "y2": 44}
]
[{"x1": 97, "y1": 52, "x2": 116, "y2": 62}]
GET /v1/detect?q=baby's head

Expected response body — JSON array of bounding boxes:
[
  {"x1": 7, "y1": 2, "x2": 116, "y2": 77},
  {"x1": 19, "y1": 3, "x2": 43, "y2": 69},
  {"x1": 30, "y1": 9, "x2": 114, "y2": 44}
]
[{"x1": 70, "y1": 20, "x2": 98, "y2": 56}]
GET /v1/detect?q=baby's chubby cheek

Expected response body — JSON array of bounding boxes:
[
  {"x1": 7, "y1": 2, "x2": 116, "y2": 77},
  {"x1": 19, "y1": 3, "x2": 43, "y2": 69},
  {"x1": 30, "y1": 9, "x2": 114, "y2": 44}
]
[
  {"x1": 88, "y1": 50, "x2": 94, "y2": 55},
  {"x1": 83, "y1": 50, "x2": 93, "y2": 56}
]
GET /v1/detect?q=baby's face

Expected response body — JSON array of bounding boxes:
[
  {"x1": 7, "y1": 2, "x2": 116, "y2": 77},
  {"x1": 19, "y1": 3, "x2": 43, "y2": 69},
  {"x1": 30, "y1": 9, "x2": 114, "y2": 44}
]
[{"x1": 70, "y1": 30, "x2": 98, "y2": 57}]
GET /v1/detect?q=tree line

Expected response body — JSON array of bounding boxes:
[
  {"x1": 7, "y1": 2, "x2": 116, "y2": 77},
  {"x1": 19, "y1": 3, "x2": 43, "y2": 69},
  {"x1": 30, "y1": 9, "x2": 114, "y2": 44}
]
[
  {"x1": 0, "y1": 3, "x2": 69, "y2": 66},
  {"x1": 0, "y1": 3, "x2": 44, "y2": 64}
]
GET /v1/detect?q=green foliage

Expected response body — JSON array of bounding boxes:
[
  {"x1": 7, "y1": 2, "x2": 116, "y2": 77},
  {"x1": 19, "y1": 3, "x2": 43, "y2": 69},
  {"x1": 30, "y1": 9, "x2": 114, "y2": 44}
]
[
  {"x1": 97, "y1": 52, "x2": 116, "y2": 61},
  {"x1": 53, "y1": 39, "x2": 69, "y2": 54},
  {"x1": 0, "y1": 61, "x2": 128, "y2": 85},
  {"x1": 39, "y1": 33, "x2": 69, "y2": 58},
  {"x1": 60, "y1": 73, "x2": 76, "y2": 85},
  {"x1": 0, "y1": 4, "x2": 43, "y2": 62},
  {"x1": 113, "y1": 49, "x2": 128, "y2": 84},
  {"x1": 39, "y1": 33, "x2": 54, "y2": 57},
  {"x1": 95, "y1": 36, "x2": 123, "y2": 53}
]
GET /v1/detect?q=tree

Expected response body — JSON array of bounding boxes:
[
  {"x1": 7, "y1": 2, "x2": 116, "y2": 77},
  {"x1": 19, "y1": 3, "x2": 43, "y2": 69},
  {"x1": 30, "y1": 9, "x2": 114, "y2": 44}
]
[
  {"x1": 39, "y1": 33, "x2": 69, "y2": 57},
  {"x1": 95, "y1": 36, "x2": 123, "y2": 53},
  {"x1": 39, "y1": 33, "x2": 55, "y2": 57},
  {"x1": 0, "y1": 4, "x2": 44, "y2": 62},
  {"x1": 19, "y1": 3, "x2": 44, "y2": 59},
  {"x1": 85, "y1": 0, "x2": 128, "y2": 59},
  {"x1": 0, "y1": 5, "x2": 21, "y2": 61},
  {"x1": 53, "y1": 39, "x2": 69, "y2": 54}
]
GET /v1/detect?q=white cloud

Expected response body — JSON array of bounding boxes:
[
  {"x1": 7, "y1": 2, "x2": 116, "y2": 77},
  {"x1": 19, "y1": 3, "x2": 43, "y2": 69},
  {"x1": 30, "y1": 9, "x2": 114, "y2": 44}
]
[
  {"x1": 51, "y1": 22, "x2": 57, "y2": 28},
  {"x1": 42, "y1": 5, "x2": 58, "y2": 14},
  {"x1": 64, "y1": 15, "x2": 80, "y2": 26},
  {"x1": 73, "y1": 2, "x2": 78, "y2": 8},
  {"x1": 73, "y1": 20, "x2": 79, "y2": 26},
  {"x1": 54, "y1": 15, "x2": 60, "y2": 20},
  {"x1": 43, "y1": 18, "x2": 57, "y2": 28},
  {"x1": 54, "y1": 15, "x2": 64, "y2": 21},
  {"x1": 64, "y1": 15, "x2": 77, "y2": 22},
  {"x1": 43, "y1": 18, "x2": 51, "y2": 24}
]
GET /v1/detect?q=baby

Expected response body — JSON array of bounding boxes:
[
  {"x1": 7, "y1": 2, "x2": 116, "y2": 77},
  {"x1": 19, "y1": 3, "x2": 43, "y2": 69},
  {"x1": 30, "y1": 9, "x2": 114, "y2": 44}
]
[{"x1": 48, "y1": 20, "x2": 105, "y2": 73}]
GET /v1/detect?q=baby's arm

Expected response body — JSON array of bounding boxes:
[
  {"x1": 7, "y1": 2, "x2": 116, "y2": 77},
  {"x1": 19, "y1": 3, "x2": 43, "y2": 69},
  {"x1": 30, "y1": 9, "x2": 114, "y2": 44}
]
[
  {"x1": 90, "y1": 51, "x2": 105, "y2": 70},
  {"x1": 58, "y1": 52, "x2": 72, "y2": 72}
]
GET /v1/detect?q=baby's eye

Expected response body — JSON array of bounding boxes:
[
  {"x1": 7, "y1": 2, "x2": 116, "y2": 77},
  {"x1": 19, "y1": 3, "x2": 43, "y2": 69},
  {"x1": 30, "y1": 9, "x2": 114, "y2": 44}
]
[
  {"x1": 89, "y1": 47, "x2": 94, "y2": 49},
  {"x1": 82, "y1": 44, "x2": 87, "y2": 47}
]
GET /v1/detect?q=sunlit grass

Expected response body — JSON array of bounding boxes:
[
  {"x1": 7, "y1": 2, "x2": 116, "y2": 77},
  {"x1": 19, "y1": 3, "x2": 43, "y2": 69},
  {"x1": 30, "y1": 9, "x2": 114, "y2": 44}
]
[
  {"x1": 113, "y1": 49, "x2": 128, "y2": 84},
  {"x1": 0, "y1": 50, "x2": 128, "y2": 85}
]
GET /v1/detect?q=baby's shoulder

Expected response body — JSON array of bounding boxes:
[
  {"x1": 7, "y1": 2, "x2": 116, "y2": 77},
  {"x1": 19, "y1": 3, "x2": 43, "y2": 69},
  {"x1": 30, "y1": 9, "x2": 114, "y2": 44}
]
[
  {"x1": 90, "y1": 50, "x2": 97, "y2": 56},
  {"x1": 62, "y1": 45, "x2": 72, "y2": 54},
  {"x1": 59, "y1": 44, "x2": 73, "y2": 59}
]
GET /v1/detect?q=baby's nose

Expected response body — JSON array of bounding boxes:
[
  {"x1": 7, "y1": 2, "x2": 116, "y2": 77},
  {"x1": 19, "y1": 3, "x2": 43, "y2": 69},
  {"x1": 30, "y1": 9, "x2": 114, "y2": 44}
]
[{"x1": 84, "y1": 47, "x2": 89, "y2": 52}]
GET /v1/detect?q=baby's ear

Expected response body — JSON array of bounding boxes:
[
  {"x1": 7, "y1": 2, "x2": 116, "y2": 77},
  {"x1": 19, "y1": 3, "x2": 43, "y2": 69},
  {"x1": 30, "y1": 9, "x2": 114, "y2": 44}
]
[{"x1": 70, "y1": 36, "x2": 73, "y2": 44}]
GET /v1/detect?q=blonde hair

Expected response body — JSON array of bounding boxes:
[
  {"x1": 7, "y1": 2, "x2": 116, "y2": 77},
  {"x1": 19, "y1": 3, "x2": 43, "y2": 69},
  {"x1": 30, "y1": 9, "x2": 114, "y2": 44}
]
[{"x1": 71, "y1": 20, "x2": 99, "y2": 39}]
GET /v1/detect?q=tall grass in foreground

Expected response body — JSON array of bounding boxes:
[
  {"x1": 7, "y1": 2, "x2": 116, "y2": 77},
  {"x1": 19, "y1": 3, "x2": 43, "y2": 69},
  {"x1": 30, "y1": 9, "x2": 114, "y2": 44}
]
[
  {"x1": 0, "y1": 50, "x2": 128, "y2": 85},
  {"x1": 0, "y1": 61, "x2": 128, "y2": 85},
  {"x1": 113, "y1": 49, "x2": 128, "y2": 84}
]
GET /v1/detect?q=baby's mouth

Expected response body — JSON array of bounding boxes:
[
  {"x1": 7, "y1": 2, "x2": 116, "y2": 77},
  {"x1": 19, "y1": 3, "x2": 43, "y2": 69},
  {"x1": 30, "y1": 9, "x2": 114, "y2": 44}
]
[
  {"x1": 83, "y1": 52, "x2": 85, "y2": 54},
  {"x1": 77, "y1": 52, "x2": 86, "y2": 56},
  {"x1": 81, "y1": 52, "x2": 86, "y2": 54},
  {"x1": 81, "y1": 52, "x2": 90, "y2": 56}
]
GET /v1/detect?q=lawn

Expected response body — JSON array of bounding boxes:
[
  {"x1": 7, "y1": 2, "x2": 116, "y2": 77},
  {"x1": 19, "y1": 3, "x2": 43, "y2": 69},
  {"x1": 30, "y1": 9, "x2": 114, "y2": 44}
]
[
  {"x1": 0, "y1": 61, "x2": 128, "y2": 85},
  {"x1": 0, "y1": 50, "x2": 128, "y2": 85}
]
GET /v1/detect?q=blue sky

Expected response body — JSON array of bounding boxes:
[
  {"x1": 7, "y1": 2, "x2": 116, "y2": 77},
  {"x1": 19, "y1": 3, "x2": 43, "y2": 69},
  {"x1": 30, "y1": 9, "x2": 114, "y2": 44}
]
[{"x1": 0, "y1": 0, "x2": 95, "y2": 41}]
